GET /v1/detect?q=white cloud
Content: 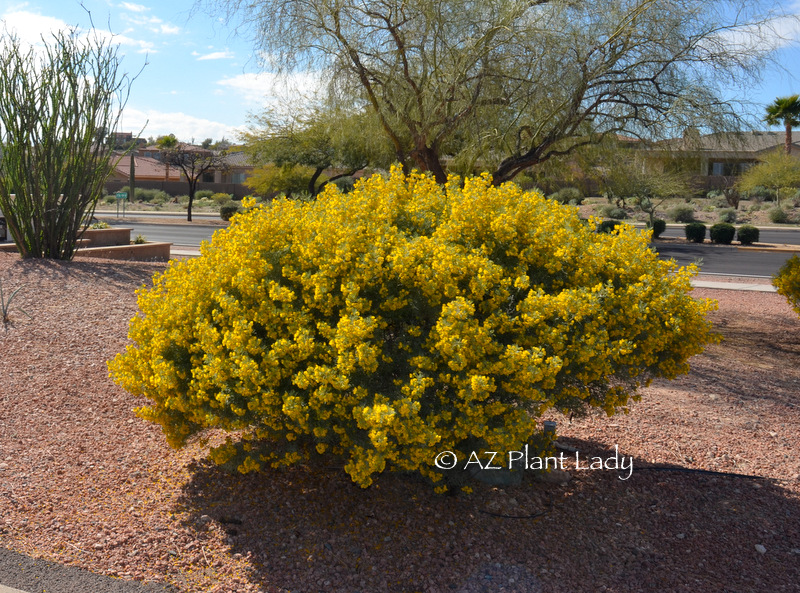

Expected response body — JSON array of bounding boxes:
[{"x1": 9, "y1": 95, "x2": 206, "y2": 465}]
[
  {"x1": 197, "y1": 50, "x2": 235, "y2": 61},
  {"x1": 216, "y1": 71, "x2": 324, "y2": 109},
  {"x1": 121, "y1": 107, "x2": 243, "y2": 142},
  {"x1": 0, "y1": 9, "x2": 155, "y2": 54},
  {"x1": 119, "y1": 2, "x2": 148, "y2": 12}
]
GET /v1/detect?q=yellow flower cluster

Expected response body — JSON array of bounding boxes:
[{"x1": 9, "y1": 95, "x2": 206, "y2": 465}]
[
  {"x1": 109, "y1": 167, "x2": 717, "y2": 488},
  {"x1": 774, "y1": 255, "x2": 800, "y2": 316}
]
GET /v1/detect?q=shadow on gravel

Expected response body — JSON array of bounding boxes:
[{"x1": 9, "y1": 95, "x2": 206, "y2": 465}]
[{"x1": 173, "y1": 434, "x2": 800, "y2": 593}]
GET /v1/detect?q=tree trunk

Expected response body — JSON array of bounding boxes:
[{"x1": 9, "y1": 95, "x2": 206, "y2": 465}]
[
  {"x1": 786, "y1": 120, "x2": 793, "y2": 154},
  {"x1": 410, "y1": 145, "x2": 447, "y2": 184}
]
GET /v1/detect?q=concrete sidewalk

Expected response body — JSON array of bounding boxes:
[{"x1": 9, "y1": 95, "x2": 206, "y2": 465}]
[{"x1": 692, "y1": 279, "x2": 776, "y2": 292}]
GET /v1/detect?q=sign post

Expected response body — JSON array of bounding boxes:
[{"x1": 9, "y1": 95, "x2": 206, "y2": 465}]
[{"x1": 115, "y1": 192, "x2": 128, "y2": 217}]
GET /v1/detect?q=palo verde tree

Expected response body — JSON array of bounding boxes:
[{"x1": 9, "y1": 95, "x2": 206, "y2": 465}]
[
  {"x1": 0, "y1": 29, "x2": 134, "y2": 259},
  {"x1": 737, "y1": 148, "x2": 800, "y2": 207},
  {"x1": 160, "y1": 140, "x2": 228, "y2": 221},
  {"x1": 241, "y1": 105, "x2": 394, "y2": 196},
  {"x1": 203, "y1": 0, "x2": 786, "y2": 184},
  {"x1": 765, "y1": 95, "x2": 800, "y2": 155}
]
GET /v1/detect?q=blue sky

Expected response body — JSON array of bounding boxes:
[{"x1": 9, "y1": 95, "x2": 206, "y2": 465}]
[{"x1": 1, "y1": 0, "x2": 800, "y2": 144}]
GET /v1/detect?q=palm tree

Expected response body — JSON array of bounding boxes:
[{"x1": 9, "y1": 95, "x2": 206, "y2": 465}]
[{"x1": 765, "y1": 95, "x2": 800, "y2": 154}]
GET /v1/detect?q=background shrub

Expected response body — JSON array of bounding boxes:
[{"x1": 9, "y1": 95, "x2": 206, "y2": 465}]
[
  {"x1": 736, "y1": 224, "x2": 759, "y2": 245},
  {"x1": 717, "y1": 208, "x2": 737, "y2": 223},
  {"x1": 110, "y1": 168, "x2": 717, "y2": 492},
  {"x1": 219, "y1": 202, "x2": 241, "y2": 221},
  {"x1": 597, "y1": 219, "x2": 623, "y2": 233},
  {"x1": 684, "y1": 222, "x2": 706, "y2": 243},
  {"x1": 768, "y1": 207, "x2": 788, "y2": 224},
  {"x1": 212, "y1": 192, "x2": 234, "y2": 205},
  {"x1": 195, "y1": 189, "x2": 215, "y2": 200},
  {"x1": 598, "y1": 205, "x2": 627, "y2": 219},
  {"x1": 744, "y1": 186, "x2": 775, "y2": 203},
  {"x1": 668, "y1": 205, "x2": 695, "y2": 223},
  {"x1": 549, "y1": 186, "x2": 583, "y2": 205},
  {"x1": 647, "y1": 218, "x2": 667, "y2": 238},
  {"x1": 709, "y1": 222, "x2": 735, "y2": 244}
]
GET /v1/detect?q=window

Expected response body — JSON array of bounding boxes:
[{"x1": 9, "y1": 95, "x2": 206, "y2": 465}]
[{"x1": 202, "y1": 172, "x2": 215, "y2": 183}]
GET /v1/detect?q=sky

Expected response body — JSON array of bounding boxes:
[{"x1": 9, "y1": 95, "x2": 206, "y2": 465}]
[{"x1": 1, "y1": 0, "x2": 800, "y2": 145}]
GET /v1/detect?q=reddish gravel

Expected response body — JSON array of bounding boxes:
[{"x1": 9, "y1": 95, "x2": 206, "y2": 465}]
[{"x1": 1, "y1": 252, "x2": 799, "y2": 593}]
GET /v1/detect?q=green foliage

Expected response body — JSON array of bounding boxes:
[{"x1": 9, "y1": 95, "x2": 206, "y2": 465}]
[
  {"x1": 768, "y1": 207, "x2": 789, "y2": 224},
  {"x1": 743, "y1": 185, "x2": 775, "y2": 202},
  {"x1": 717, "y1": 208, "x2": 737, "y2": 223},
  {"x1": 684, "y1": 222, "x2": 706, "y2": 243},
  {"x1": 648, "y1": 218, "x2": 667, "y2": 239},
  {"x1": 738, "y1": 151, "x2": 800, "y2": 204},
  {"x1": 109, "y1": 169, "x2": 716, "y2": 491},
  {"x1": 245, "y1": 163, "x2": 321, "y2": 198},
  {"x1": 709, "y1": 223, "x2": 735, "y2": 244},
  {"x1": 598, "y1": 206, "x2": 628, "y2": 220},
  {"x1": 669, "y1": 205, "x2": 695, "y2": 223},
  {"x1": 0, "y1": 280, "x2": 30, "y2": 324},
  {"x1": 549, "y1": 187, "x2": 583, "y2": 205},
  {"x1": 195, "y1": 190, "x2": 214, "y2": 200},
  {"x1": 135, "y1": 189, "x2": 171, "y2": 203},
  {"x1": 774, "y1": 255, "x2": 800, "y2": 316},
  {"x1": 90, "y1": 221, "x2": 111, "y2": 229},
  {"x1": 133, "y1": 234, "x2": 147, "y2": 244},
  {"x1": 219, "y1": 202, "x2": 241, "y2": 221},
  {"x1": 212, "y1": 193, "x2": 234, "y2": 205},
  {"x1": 596, "y1": 219, "x2": 625, "y2": 234},
  {"x1": 0, "y1": 30, "x2": 134, "y2": 259},
  {"x1": 736, "y1": 225, "x2": 759, "y2": 245}
]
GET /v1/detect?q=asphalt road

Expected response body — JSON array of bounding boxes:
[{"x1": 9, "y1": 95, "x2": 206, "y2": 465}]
[
  {"x1": 659, "y1": 225, "x2": 800, "y2": 246},
  {"x1": 103, "y1": 221, "x2": 799, "y2": 278},
  {"x1": 0, "y1": 547, "x2": 175, "y2": 593}
]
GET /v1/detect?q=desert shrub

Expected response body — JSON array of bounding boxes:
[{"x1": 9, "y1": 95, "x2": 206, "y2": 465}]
[
  {"x1": 549, "y1": 187, "x2": 583, "y2": 205},
  {"x1": 219, "y1": 202, "x2": 241, "y2": 221},
  {"x1": 103, "y1": 195, "x2": 116, "y2": 204},
  {"x1": 717, "y1": 208, "x2": 737, "y2": 223},
  {"x1": 744, "y1": 186, "x2": 775, "y2": 202},
  {"x1": 768, "y1": 207, "x2": 788, "y2": 224},
  {"x1": 109, "y1": 168, "x2": 717, "y2": 492},
  {"x1": 195, "y1": 189, "x2": 215, "y2": 200},
  {"x1": 706, "y1": 190, "x2": 723, "y2": 200},
  {"x1": 133, "y1": 234, "x2": 147, "y2": 244},
  {"x1": 333, "y1": 177, "x2": 356, "y2": 194},
  {"x1": 598, "y1": 205, "x2": 627, "y2": 219},
  {"x1": 597, "y1": 219, "x2": 623, "y2": 233},
  {"x1": 176, "y1": 195, "x2": 190, "y2": 206},
  {"x1": 736, "y1": 225, "x2": 759, "y2": 245},
  {"x1": 135, "y1": 188, "x2": 159, "y2": 202},
  {"x1": 748, "y1": 202, "x2": 762, "y2": 212},
  {"x1": 647, "y1": 218, "x2": 667, "y2": 239},
  {"x1": 212, "y1": 192, "x2": 234, "y2": 205},
  {"x1": 684, "y1": 222, "x2": 706, "y2": 243},
  {"x1": 774, "y1": 256, "x2": 800, "y2": 316},
  {"x1": 668, "y1": 205, "x2": 695, "y2": 223},
  {"x1": 709, "y1": 222, "x2": 735, "y2": 244},
  {"x1": 90, "y1": 221, "x2": 110, "y2": 229}
]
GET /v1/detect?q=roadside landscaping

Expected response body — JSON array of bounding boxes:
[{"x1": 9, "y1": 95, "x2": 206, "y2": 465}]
[{"x1": 0, "y1": 253, "x2": 798, "y2": 593}]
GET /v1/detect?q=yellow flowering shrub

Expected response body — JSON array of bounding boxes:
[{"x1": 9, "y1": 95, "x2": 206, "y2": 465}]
[
  {"x1": 774, "y1": 255, "x2": 800, "y2": 315},
  {"x1": 109, "y1": 167, "x2": 716, "y2": 489}
]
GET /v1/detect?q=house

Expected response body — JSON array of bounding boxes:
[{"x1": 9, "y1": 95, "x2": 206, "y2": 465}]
[
  {"x1": 645, "y1": 130, "x2": 800, "y2": 190},
  {"x1": 105, "y1": 146, "x2": 256, "y2": 198}
]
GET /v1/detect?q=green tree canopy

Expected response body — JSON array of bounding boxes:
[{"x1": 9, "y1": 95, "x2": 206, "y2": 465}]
[
  {"x1": 205, "y1": 0, "x2": 784, "y2": 184},
  {"x1": 765, "y1": 94, "x2": 800, "y2": 155},
  {"x1": 737, "y1": 149, "x2": 800, "y2": 205},
  {"x1": 241, "y1": 106, "x2": 394, "y2": 195}
]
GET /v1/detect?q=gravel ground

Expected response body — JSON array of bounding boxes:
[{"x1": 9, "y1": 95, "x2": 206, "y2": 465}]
[{"x1": 1, "y1": 252, "x2": 799, "y2": 593}]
